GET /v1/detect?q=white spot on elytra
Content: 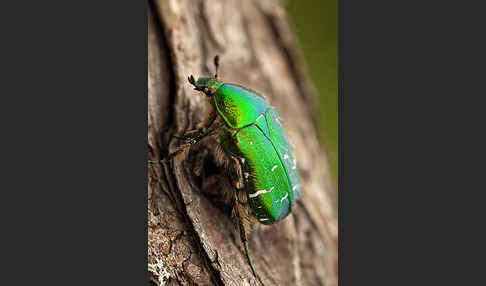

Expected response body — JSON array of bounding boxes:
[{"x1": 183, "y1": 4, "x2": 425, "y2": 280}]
[
  {"x1": 281, "y1": 192, "x2": 289, "y2": 202},
  {"x1": 249, "y1": 189, "x2": 269, "y2": 198},
  {"x1": 244, "y1": 172, "x2": 249, "y2": 179},
  {"x1": 241, "y1": 158, "x2": 246, "y2": 164},
  {"x1": 259, "y1": 218, "x2": 269, "y2": 221},
  {"x1": 283, "y1": 154, "x2": 289, "y2": 159},
  {"x1": 250, "y1": 141, "x2": 253, "y2": 145},
  {"x1": 271, "y1": 165, "x2": 278, "y2": 172}
]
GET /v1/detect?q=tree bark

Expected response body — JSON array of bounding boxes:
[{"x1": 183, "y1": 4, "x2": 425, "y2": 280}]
[{"x1": 148, "y1": 0, "x2": 338, "y2": 285}]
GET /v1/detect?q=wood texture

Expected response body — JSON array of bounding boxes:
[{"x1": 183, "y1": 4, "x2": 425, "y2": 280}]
[{"x1": 148, "y1": 0, "x2": 338, "y2": 285}]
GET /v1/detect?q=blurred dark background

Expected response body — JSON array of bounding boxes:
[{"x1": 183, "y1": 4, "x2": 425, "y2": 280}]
[{"x1": 287, "y1": 0, "x2": 338, "y2": 184}]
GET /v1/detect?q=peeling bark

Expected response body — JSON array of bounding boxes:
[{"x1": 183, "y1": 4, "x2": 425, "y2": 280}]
[{"x1": 148, "y1": 1, "x2": 338, "y2": 285}]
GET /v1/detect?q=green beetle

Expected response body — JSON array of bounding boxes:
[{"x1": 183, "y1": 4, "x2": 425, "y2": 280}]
[{"x1": 151, "y1": 56, "x2": 302, "y2": 278}]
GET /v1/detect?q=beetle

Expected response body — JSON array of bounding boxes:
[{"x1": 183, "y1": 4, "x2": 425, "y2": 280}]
[{"x1": 150, "y1": 56, "x2": 302, "y2": 278}]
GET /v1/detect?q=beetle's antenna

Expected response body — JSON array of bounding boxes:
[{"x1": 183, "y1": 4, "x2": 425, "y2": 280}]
[
  {"x1": 214, "y1": 55, "x2": 219, "y2": 78},
  {"x1": 188, "y1": 75, "x2": 196, "y2": 89}
]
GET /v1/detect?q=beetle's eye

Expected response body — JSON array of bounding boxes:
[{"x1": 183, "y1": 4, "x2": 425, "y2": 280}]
[
  {"x1": 206, "y1": 88, "x2": 216, "y2": 96},
  {"x1": 204, "y1": 87, "x2": 214, "y2": 96}
]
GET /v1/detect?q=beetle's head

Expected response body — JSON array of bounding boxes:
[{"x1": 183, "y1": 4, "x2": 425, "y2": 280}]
[
  {"x1": 187, "y1": 55, "x2": 223, "y2": 97},
  {"x1": 188, "y1": 76, "x2": 223, "y2": 96}
]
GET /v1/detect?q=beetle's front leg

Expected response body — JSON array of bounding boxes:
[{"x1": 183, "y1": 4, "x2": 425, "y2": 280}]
[
  {"x1": 173, "y1": 128, "x2": 205, "y2": 141},
  {"x1": 148, "y1": 142, "x2": 192, "y2": 164},
  {"x1": 175, "y1": 108, "x2": 217, "y2": 142},
  {"x1": 150, "y1": 113, "x2": 220, "y2": 165}
]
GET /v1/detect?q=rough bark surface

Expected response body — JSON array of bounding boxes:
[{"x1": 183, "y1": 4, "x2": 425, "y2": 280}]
[{"x1": 148, "y1": 0, "x2": 338, "y2": 285}]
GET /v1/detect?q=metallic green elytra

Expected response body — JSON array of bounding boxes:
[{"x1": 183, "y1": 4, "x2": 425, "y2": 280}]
[
  {"x1": 154, "y1": 56, "x2": 302, "y2": 278},
  {"x1": 218, "y1": 90, "x2": 302, "y2": 224}
]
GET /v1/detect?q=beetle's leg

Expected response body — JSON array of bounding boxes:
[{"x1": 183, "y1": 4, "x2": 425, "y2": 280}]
[
  {"x1": 175, "y1": 109, "x2": 218, "y2": 142},
  {"x1": 149, "y1": 133, "x2": 213, "y2": 164},
  {"x1": 173, "y1": 128, "x2": 205, "y2": 141},
  {"x1": 148, "y1": 143, "x2": 191, "y2": 164},
  {"x1": 234, "y1": 195, "x2": 258, "y2": 278},
  {"x1": 149, "y1": 121, "x2": 222, "y2": 165},
  {"x1": 173, "y1": 130, "x2": 197, "y2": 141}
]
